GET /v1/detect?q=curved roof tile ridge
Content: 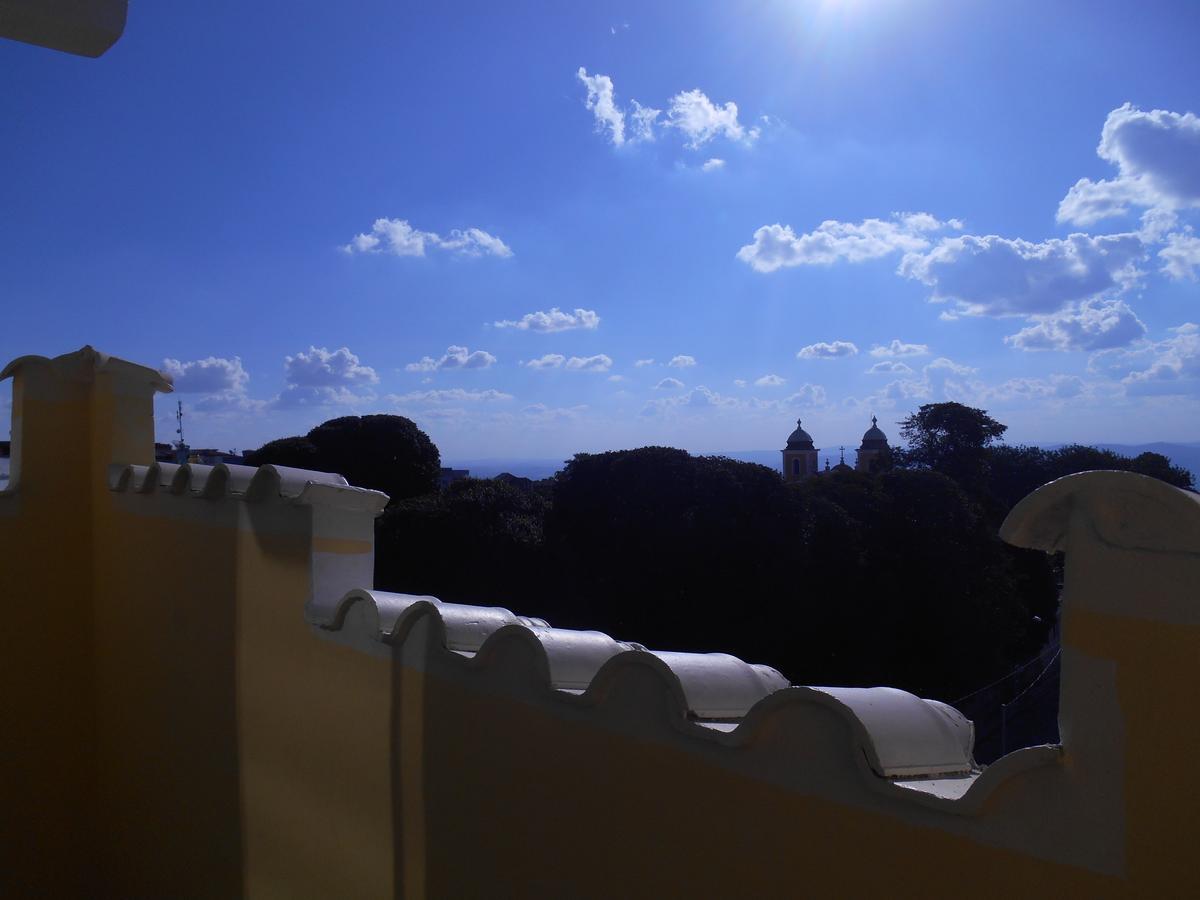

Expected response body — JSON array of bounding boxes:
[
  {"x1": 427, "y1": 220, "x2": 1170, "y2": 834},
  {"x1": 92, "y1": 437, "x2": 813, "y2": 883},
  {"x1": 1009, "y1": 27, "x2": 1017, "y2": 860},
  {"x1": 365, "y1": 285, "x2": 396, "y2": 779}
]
[
  {"x1": 315, "y1": 587, "x2": 979, "y2": 784},
  {"x1": 107, "y1": 460, "x2": 387, "y2": 512}
]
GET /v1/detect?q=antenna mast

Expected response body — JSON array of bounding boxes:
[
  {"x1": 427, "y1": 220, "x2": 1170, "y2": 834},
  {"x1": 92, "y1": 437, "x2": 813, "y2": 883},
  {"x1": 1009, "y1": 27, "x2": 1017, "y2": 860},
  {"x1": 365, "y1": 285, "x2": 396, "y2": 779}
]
[{"x1": 174, "y1": 400, "x2": 188, "y2": 463}]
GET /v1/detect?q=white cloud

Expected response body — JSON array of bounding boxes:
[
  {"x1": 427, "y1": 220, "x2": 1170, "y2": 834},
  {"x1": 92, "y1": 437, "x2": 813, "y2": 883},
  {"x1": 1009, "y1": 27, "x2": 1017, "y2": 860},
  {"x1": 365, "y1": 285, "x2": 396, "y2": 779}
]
[
  {"x1": 577, "y1": 71, "x2": 757, "y2": 152},
  {"x1": 641, "y1": 381, "x2": 826, "y2": 419},
  {"x1": 578, "y1": 67, "x2": 626, "y2": 146},
  {"x1": 701, "y1": 158, "x2": 726, "y2": 172},
  {"x1": 869, "y1": 339, "x2": 929, "y2": 358},
  {"x1": 565, "y1": 354, "x2": 613, "y2": 372},
  {"x1": 1160, "y1": 232, "x2": 1200, "y2": 280},
  {"x1": 435, "y1": 228, "x2": 514, "y2": 258},
  {"x1": 390, "y1": 388, "x2": 514, "y2": 404},
  {"x1": 1091, "y1": 323, "x2": 1200, "y2": 395},
  {"x1": 272, "y1": 346, "x2": 379, "y2": 409},
  {"x1": 924, "y1": 357, "x2": 977, "y2": 376},
  {"x1": 899, "y1": 231, "x2": 1144, "y2": 317},
  {"x1": 523, "y1": 354, "x2": 566, "y2": 370},
  {"x1": 783, "y1": 384, "x2": 827, "y2": 407},
  {"x1": 405, "y1": 345, "x2": 497, "y2": 372},
  {"x1": 493, "y1": 307, "x2": 600, "y2": 332},
  {"x1": 341, "y1": 217, "x2": 512, "y2": 258},
  {"x1": 1005, "y1": 299, "x2": 1146, "y2": 352},
  {"x1": 655, "y1": 377, "x2": 685, "y2": 390},
  {"x1": 630, "y1": 101, "x2": 660, "y2": 142},
  {"x1": 520, "y1": 403, "x2": 589, "y2": 425},
  {"x1": 274, "y1": 385, "x2": 374, "y2": 409},
  {"x1": 988, "y1": 375, "x2": 1088, "y2": 402},
  {"x1": 754, "y1": 374, "x2": 785, "y2": 387},
  {"x1": 798, "y1": 341, "x2": 858, "y2": 359},
  {"x1": 733, "y1": 378, "x2": 748, "y2": 388},
  {"x1": 866, "y1": 361, "x2": 913, "y2": 375},
  {"x1": 283, "y1": 346, "x2": 378, "y2": 387},
  {"x1": 666, "y1": 89, "x2": 756, "y2": 148},
  {"x1": 1057, "y1": 176, "x2": 1152, "y2": 228},
  {"x1": 1058, "y1": 103, "x2": 1200, "y2": 226},
  {"x1": 634, "y1": 358, "x2": 656, "y2": 367},
  {"x1": 162, "y1": 356, "x2": 249, "y2": 394},
  {"x1": 668, "y1": 354, "x2": 697, "y2": 368},
  {"x1": 738, "y1": 213, "x2": 957, "y2": 273}
]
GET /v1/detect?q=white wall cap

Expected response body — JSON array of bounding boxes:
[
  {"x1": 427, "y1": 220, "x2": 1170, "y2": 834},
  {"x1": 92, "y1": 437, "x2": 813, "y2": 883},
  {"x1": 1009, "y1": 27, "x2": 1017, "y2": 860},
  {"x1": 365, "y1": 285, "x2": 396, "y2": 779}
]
[
  {"x1": 652, "y1": 651, "x2": 789, "y2": 719},
  {"x1": 526, "y1": 627, "x2": 640, "y2": 691},
  {"x1": 808, "y1": 686, "x2": 975, "y2": 778},
  {"x1": 108, "y1": 460, "x2": 388, "y2": 513}
]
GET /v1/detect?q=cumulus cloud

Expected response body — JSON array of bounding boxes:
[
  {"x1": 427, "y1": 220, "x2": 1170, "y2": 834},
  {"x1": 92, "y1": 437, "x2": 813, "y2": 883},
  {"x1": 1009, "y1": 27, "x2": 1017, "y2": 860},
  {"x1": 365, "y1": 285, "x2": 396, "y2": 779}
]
[
  {"x1": 737, "y1": 212, "x2": 959, "y2": 273},
  {"x1": 641, "y1": 380, "x2": 826, "y2": 419},
  {"x1": 988, "y1": 374, "x2": 1088, "y2": 402},
  {"x1": 493, "y1": 307, "x2": 600, "y2": 332},
  {"x1": 870, "y1": 339, "x2": 929, "y2": 358},
  {"x1": 634, "y1": 358, "x2": 656, "y2": 367},
  {"x1": 520, "y1": 403, "x2": 589, "y2": 425},
  {"x1": 1057, "y1": 103, "x2": 1200, "y2": 226},
  {"x1": 798, "y1": 341, "x2": 858, "y2": 359},
  {"x1": 666, "y1": 89, "x2": 756, "y2": 148},
  {"x1": 866, "y1": 361, "x2": 914, "y2": 375},
  {"x1": 284, "y1": 346, "x2": 378, "y2": 387},
  {"x1": 783, "y1": 384, "x2": 826, "y2": 407},
  {"x1": 925, "y1": 357, "x2": 977, "y2": 376},
  {"x1": 341, "y1": 217, "x2": 512, "y2": 258},
  {"x1": 272, "y1": 346, "x2": 379, "y2": 409},
  {"x1": 162, "y1": 356, "x2": 249, "y2": 394},
  {"x1": 565, "y1": 354, "x2": 613, "y2": 372},
  {"x1": 577, "y1": 70, "x2": 756, "y2": 152},
  {"x1": 655, "y1": 377, "x2": 685, "y2": 390},
  {"x1": 578, "y1": 68, "x2": 626, "y2": 146},
  {"x1": 630, "y1": 101, "x2": 660, "y2": 142},
  {"x1": 701, "y1": 158, "x2": 726, "y2": 172},
  {"x1": 274, "y1": 386, "x2": 374, "y2": 409},
  {"x1": 668, "y1": 354, "x2": 697, "y2": 368},
  {"x1": 160, "y1": 356, "x2": 266, "y2": 413},
  {"x1": 754, "y1": 374, "x2": 785, "y2": 387},
  {"x1": 899, "y1": 231, "x2": 1144, "y2": 317},
  {"x1": 1160, "y1": 232, "x2": 1200, "y2": 280},
  {"x1": 523, "y1": 354, "x2": 566, "y2": 370},
  {"x1": 521, "y1": 353, "x2": 611, "y2": 373},
  {"x1": 1091, "y1": 323, "x2": 1200, "y2": 395},
  {"x1": 389, "y1": 388, "x2": 514, "y2": 404},
  {"x1": 1005, "y1": 299, "x2": 1147, "y2": 352},
  {"x1": 405, "y1": 345, "x2": 496, "y2": 372}
]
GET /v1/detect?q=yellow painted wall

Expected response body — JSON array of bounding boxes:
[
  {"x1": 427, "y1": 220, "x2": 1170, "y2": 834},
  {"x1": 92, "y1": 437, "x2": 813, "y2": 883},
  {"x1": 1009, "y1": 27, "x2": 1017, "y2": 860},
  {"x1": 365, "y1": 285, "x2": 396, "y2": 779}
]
[
  {"x1": 3, "y1": 348, "x2": 1198, "y2": 898},
  {"x1": 1, "y1": 349, "x2": 395, "y2": 899}
]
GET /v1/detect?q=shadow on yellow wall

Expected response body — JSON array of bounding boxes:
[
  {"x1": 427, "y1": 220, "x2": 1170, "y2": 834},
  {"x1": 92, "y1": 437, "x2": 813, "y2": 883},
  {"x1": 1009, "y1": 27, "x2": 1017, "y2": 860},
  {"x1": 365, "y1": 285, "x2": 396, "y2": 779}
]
[{"x1": 2, "y1": 347, "x2": 1198, "y2": 898}]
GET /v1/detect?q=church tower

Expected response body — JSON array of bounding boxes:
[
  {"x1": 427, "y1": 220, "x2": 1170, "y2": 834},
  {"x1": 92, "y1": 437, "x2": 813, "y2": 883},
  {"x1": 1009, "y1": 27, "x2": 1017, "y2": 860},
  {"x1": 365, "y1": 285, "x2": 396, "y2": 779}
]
[
  {"x1": 782, "y1": 419, "x2": 819, "y2": 482},
  {"x1": 855, "y1": 416, "x2": 889, "y2": 473}
]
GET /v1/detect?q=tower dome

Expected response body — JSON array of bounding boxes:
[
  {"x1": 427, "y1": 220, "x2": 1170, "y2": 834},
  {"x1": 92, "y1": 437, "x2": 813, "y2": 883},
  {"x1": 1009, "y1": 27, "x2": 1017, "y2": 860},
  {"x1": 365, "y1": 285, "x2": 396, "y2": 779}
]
[
  {"x1": 782, "y1": 418, "x2": 819, "y2": 482},
  {"x1": 785, "y1": 419, "x2": 815, "y2": 450},
  {"x1": 855, "y1": 415, "x2": 889, "y2": 474},
  {"x1": 859, "y1": 416, "x2": 888, "y2": 451}
]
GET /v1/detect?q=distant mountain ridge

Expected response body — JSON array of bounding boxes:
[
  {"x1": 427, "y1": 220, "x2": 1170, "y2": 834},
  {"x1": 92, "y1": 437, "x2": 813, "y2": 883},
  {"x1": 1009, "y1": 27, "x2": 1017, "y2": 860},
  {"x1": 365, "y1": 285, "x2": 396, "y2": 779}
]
[{"x1": 446, "y1": 442, "x2": 1200, "y2": 484}]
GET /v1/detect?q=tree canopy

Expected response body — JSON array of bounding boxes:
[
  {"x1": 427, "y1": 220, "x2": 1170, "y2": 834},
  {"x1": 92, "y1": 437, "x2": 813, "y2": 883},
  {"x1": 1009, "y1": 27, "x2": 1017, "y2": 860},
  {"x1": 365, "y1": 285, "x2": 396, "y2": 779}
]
[
  {"x1": 246, "y1": 414, "x2": 440, "y2": 503},
  {"x1": 897, "y1": 402, "x2": 1007, "y2": 492}
]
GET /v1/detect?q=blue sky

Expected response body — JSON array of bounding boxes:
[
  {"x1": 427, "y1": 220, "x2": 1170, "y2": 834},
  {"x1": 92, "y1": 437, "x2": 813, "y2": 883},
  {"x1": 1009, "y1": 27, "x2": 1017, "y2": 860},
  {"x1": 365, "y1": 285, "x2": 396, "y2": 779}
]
[{"x1": 2, "y1": 0, "x2": 1198, "y2": 460}]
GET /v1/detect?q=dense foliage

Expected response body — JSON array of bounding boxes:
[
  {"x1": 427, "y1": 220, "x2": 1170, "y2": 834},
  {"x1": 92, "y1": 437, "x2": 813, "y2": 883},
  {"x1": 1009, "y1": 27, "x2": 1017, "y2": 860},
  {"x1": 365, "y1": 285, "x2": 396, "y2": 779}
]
[
  {"x1": 251, "y1": 403, "x2": 1195, "y2": 704},
  {"x1": 246, "y1": 414, "x2": 440, "y2": 503}
]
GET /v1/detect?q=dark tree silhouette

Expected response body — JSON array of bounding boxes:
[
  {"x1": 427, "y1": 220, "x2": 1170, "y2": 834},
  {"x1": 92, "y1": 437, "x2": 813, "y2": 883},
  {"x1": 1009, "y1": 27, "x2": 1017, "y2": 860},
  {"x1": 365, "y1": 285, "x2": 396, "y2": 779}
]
[
  {"x1": 246, "y1": 414, "x2": 440, "y2": 503},
  {"x1": 897, "y1": 402, "x2": 1007, "y2": 494}
]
